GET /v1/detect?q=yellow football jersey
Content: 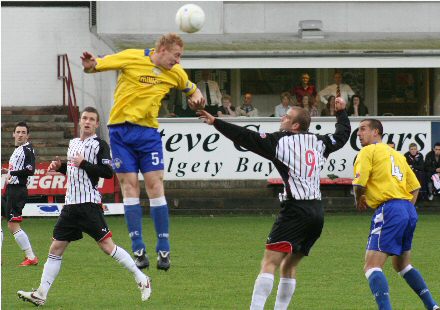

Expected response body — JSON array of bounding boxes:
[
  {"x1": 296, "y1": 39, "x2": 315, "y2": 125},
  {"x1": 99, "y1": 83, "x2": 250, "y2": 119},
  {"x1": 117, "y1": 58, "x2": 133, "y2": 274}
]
[
  {"x1": 353, "y1": 143, "x2": 420, "y2": 209},
  {"x1": 95, "y1": 48, "x2": 196, "y2": 128}
]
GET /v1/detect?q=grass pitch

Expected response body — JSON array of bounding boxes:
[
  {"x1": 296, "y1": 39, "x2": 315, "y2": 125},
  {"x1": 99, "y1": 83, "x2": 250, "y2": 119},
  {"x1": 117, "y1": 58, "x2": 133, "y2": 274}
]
[{"x1": 2, "y1": 213, "x2": 439, "y2": 309}]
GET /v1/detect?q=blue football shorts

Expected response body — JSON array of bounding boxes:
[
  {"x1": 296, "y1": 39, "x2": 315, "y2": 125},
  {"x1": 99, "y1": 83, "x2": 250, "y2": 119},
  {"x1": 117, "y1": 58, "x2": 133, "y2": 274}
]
[
  {"x1": 108, "y1": 123, "x2": 164, "y2": 174},
  {"x1": 366, "y1": 199, "x2": 418, "y2": 256}
]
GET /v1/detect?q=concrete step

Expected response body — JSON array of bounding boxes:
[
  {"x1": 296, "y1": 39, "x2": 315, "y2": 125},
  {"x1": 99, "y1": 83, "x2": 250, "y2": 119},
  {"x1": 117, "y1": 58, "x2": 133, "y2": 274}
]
[
  {"x1": 2, "y1": 139, "x2": 70, "y2": 148},
  {"x1": 1, "y1": 131, "x2": 65, "y2": 139},
  {"x1": 1, "y1": 122, "x2": 75, "y2": 139},
  {"x1": 1, "y1": 114, "x2": 69, "y2": 123},
  {"x1": 2, "y1": 121, "x2": 74, "y2": 131},
  {"x1": 2, "y1": 146, "x2": 67, "y2": 156},
  {"x1": 1, "y1": 105, "x2": 70, "y2": 115},
  {"x1": 35, "y1": 156, "x2": 68, "y2": 162}
]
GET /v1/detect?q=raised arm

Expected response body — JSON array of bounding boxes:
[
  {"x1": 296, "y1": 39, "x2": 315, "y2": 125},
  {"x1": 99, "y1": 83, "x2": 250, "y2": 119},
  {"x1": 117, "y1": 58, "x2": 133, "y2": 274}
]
[
  {"x1": 198, "y1": 110, "x2": 278, "y2": 160},
  {"x1": 320, "y1": 97, "x2": 351, "y2": 157},
  {"x1": 81, "y1": 51, "x2": 98, "y2": 73}
]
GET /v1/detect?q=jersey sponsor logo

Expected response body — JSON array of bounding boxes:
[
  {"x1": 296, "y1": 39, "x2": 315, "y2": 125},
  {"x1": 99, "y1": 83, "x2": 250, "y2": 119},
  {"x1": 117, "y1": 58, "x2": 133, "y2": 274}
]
[
  {"x1": 139, "y1": 75, "x2": 161, "y2": 85},
  {"x1": 102, "y1": 159, "x2": 111, "y2": 165}
]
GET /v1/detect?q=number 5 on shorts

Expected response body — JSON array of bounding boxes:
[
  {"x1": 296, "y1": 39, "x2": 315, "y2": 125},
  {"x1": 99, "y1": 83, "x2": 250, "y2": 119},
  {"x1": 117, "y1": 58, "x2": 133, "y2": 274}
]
[{"x1": 151, "y1": 152, "x2": 160, "y2": 165}]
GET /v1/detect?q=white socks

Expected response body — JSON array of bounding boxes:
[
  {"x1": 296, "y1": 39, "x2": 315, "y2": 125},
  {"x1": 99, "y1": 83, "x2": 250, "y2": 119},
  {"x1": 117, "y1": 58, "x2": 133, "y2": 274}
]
[
  {"x1": 250, "y1": 273, "x2": 274, "y2": 310},
  {"x1": 38, "y1": 254, "x2": 62, "y2": 299},
  {"x1": 13, "y1": 229, "x2": 35, "y2": 259},
  {"x1": 274, "y1": 278, "x2": 296, "y2": 310},
  {"x1": 110, "y1": 245, "x2": 147, "y2": 284}
]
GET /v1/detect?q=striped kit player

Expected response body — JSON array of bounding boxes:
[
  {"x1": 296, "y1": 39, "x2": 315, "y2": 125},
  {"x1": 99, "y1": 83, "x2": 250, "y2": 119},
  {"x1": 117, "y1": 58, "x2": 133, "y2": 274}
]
[
  {"x1": 1, "y1": 122, "x2": 38, "y2": 266},
  {"x1": 17, "y1": 107, "x2": 151, "y2": 307},
  {"x1": 199, "y1": 97, "x2": 350, "y2": 310}
]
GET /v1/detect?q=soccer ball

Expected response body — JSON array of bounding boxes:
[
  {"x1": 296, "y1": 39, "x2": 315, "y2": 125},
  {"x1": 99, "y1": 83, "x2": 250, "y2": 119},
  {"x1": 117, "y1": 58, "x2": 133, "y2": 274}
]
[{"x1": 175, "y1": 4, "x2": 205, "y2": 33}]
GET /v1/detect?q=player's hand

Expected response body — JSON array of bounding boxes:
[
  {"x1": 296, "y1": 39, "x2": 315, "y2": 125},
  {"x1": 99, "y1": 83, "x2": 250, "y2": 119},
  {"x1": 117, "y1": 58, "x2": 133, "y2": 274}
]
[
  {"x1": 198, "y1": 110, "x2": 215, "y2": 125},
  {"x1": 188, "y1": 89, "x2": 206, "y2": 111},
  {"x1": 72, "y1": 152, "x2": 85, "y2": 167},
  {"x1": 335, "y1": 97, "x2": 347, "y2": 112},
  {"x1": 48, "y1": 156, "x2": 62, "y2": 172},
  {"x1": 81, "y1": 51, "x2": 97, "y2": 72},
  {"x1": 1, "y1": 168, "x2": 8, "y2": 175},
  {"x1": 356, "y1": 195, "x2": 368, "y2": 212}
]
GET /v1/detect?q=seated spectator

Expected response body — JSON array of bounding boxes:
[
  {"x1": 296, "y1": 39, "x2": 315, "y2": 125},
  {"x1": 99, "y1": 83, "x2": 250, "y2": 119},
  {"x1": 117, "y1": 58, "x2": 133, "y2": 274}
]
[
  {"x1": 291, "y1": 72, "x2": 317, "y2": 104},
  {"x1": 274, "y1": 92, "x2": 293, "y2": 117},
  {"x1": 387, "y1": 142, "x2": 396, "y2": 149},
  {"x1": 217, "y1": 94, "x2": 236, "y2": 117},
  {"x1": 320, "y1": 95, "x2": 336, "y2": 116},
  {"x1": 404, "y1": 143, "x2": 427, "y2": 200},
  {"x1": 302, "y1": 94, "x2": 319, "y2": 116},
  {"x1": 237, "y1": 92, "x2": 259, "y2": 117},
  {"x1": 318, "y1": 71, "x2": 355, "y2": 106},
  {"x1": 347, "y1": 95, "x2": 369, "y2": 116},
  {"x1": 424, "y1": 142, "x2": 440, "y2": 200}
]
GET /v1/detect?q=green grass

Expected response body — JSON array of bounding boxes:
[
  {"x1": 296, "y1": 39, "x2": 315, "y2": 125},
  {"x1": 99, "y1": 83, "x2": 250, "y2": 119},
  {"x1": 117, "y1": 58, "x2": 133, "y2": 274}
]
[{"x1": 2, "y1": 214, "x2": 439, "y2": 309}]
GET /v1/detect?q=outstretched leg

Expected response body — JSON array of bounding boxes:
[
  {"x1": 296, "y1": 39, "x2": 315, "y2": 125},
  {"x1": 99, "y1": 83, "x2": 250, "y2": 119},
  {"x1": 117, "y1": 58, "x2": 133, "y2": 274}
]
[
  {"x1": 18, "y1": 240, "x2": 68, "y2": 306},
  {"x1": 364, "y1": 250, "x2": 392, "y2": 310},
  {"x1": 144, "y1": 170, "x2": 170, "y2": 271},
  {"x1": 250, "y1": 250, "x2": 286, "y2": 310},
  {"x1": 118, "y1": 172, "x2": 149, "y2": 269},
  {"x1": 274, "y1": 252, "x2": 303, "y2": 310},
  {"x1": 393, "y1": 252, "x2": 439, "y2": 310},
  {"x1": 99, "y1": 237, "x2": 151, "y2": 301}
]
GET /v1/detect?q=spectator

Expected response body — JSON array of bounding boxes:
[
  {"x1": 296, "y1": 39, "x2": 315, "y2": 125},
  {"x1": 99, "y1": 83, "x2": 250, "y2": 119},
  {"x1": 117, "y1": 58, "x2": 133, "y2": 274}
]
[
  {"x1": 424, "y1": 142, "x2": 440, "y2": 200},
  {"x1": 321, "y1": 95, "x2": 336, "y2": 116},
  {"x1": 302, "y1": 94, "x2": 319, "y2": 117},
  {"x1": 274, "y1": 92, "x2": 293, "y2": 117},
  {"x1": 318, "y1": 71, "x2": 355, "y2": 106},
  {"x1": 217, "y1": 94, "x2": 236, "y2": 118},
  {"x1": 347, "y1": 95, "x2": 369, "y2": 116},
  {"x1": 237, "y1": 92, "x2": 259, "y2": 117},
  {"x1": 291, "y1": 72, "x2": 317, "y2": 104},
  {"x1": 404, "y1": 143, "x2": 427, "y2": 200},
  {"x1": 197, "y1": 70, "x2": 222, "y2": 115}
]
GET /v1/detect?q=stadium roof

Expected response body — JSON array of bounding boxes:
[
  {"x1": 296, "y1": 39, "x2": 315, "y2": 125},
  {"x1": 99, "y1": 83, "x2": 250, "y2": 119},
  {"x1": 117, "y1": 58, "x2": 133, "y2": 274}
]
[{"x1": 98, "y1": 32, "x2": 440, "y2": 68}]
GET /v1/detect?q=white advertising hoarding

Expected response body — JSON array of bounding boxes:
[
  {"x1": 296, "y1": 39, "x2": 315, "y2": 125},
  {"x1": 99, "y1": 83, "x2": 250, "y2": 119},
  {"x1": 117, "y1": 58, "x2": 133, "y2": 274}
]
[{"x1": 158, "y1": 117, "x2": 437, "y2": 180}]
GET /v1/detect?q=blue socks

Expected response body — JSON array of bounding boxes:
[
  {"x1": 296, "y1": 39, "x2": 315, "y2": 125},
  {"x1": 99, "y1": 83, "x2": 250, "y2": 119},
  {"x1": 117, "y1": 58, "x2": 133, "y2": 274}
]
[
  {"x1": 400, "y1": 265, "x2": 438, "y2": 310},
  {"x1": 149, "y1": 197, "x2": 170, "y2": 253},
  {"x1": 123, "y1": 199, "x2": 145, "y2": 253},
  {"x1": 366, "y1": 268, "x2": 392, "y2": 310}
]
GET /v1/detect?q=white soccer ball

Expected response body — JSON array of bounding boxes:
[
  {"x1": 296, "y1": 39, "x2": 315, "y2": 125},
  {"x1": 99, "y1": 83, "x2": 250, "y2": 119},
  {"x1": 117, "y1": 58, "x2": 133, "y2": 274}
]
[{"x1": 175, "y1": 4, "x2": 205, "y2": 33}]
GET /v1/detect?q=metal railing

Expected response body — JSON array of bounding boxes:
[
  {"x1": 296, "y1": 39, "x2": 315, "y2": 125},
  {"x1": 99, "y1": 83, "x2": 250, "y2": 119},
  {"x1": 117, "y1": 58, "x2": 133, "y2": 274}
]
[{"x1": 57, "y1": 54, "x2": 79, "y2": 136}]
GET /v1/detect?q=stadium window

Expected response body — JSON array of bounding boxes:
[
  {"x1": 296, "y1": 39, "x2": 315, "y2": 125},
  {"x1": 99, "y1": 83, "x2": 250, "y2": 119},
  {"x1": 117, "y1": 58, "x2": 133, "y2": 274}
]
[{"x1": 377, "y1": 68, "x2": 429, "y2": 116}]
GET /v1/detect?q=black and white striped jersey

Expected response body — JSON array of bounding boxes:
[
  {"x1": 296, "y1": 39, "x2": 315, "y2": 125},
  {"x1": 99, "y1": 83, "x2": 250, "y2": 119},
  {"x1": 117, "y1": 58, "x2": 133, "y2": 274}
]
[
  {"x1": 8, "y1": 142, "x2": 35, "y2": 186},
  {"x1": 57, "y1": 134, "x2": 113, "y2": 204},
  {"x1": 213, "y1": 111, "x2": 351, "y2": 200}
]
